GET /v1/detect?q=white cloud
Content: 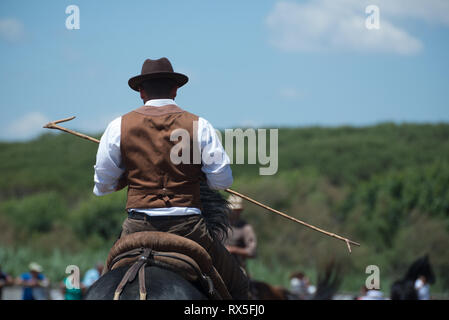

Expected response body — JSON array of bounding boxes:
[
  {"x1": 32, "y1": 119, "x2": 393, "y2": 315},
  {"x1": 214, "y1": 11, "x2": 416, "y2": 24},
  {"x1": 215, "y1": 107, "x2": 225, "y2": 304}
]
[
  {"x1": 0, "y1": 18, "x2": 25, "y2": 43},
  {"x1": 5, "y1": 112, "x2": 50, "y2": 141},
  {"x1": 265, "y1": 0, "x2": 448, "y2": 55}
]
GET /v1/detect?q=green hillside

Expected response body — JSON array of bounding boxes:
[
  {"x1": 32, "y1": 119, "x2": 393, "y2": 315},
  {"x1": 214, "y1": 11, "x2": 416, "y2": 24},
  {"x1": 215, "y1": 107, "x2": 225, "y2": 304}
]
[{"x1": 1, "y1": 123, "x2": 448, "y2": 294}]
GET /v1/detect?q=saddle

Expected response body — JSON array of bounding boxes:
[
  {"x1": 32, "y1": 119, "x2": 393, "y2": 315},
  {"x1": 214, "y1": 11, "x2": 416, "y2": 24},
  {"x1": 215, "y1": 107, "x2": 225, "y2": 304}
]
[{"x1": 105, "y1": 231, "x2": 231, "y2": 300}]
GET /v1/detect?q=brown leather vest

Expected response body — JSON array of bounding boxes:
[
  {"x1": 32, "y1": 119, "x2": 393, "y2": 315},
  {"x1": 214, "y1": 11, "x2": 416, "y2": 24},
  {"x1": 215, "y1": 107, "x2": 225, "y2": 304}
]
[{"x1": 120, "y1": 104, "x2": 203, "y2": 210}]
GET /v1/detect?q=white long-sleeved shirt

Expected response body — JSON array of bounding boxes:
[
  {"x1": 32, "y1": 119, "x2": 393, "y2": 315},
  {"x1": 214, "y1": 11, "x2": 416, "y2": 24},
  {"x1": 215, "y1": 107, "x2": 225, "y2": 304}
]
[{"x1": 93, "y1": 99, "x2": 233, "y2": 216}]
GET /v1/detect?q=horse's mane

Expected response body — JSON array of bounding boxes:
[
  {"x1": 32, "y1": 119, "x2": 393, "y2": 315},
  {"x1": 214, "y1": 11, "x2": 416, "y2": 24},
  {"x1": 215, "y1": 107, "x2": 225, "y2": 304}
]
[
  {"x1": 199, "y1": 181, "x2": 231, "y2": 242},
  {"x1": 403, "y1": 254, "x2": 435, "y2": 284},
  {"x1": 390, "y1": 254, "x2": 435, "y2": 300},
  {"x1": 312, "y1": 260, "x2": 343, "y2": 300}
]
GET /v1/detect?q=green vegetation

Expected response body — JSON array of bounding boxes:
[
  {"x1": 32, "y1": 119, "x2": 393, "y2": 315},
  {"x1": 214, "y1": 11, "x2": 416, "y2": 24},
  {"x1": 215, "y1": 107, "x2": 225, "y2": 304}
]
[{"x1": 1, "y1": 123, "x2": 448, "y2": 295}]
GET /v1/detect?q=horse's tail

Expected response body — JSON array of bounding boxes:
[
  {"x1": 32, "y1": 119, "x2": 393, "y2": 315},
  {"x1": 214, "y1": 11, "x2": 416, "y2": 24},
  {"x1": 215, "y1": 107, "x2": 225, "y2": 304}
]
[
  {"x1": 312, "y1": 260, "x2": 343, "y2": 300},
  {"x1": 199, "y1": 181, "x2": 231, "y2": 242}
]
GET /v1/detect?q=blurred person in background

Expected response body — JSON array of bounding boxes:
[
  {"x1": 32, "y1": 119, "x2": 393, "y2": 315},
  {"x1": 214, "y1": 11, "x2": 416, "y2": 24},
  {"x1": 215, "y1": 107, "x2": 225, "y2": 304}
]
[
  {"x1": 16, "y1": 262, "x2": 50, "y2": 300},
  {"x1": 355, "y1": 285, "x2": 368, "y2": 300},
  {"x1": 415, "y1": 275, "x2": 430, "y2": 300},
  {"x1": 223, "y1": 195, "x2": 257, "y2": 275},
  {"x1": 358, "y1": 287, "x2": 386, "y2": 300},
  {"x1": 290, "y1": 271, "x2": 316, "y2": 299},
  {"x1": 0, "y1": 265, "x2": 13, "y2": 300},
  {"x1": 82, "y1": 262, "x2": 104, "y2": 291}
]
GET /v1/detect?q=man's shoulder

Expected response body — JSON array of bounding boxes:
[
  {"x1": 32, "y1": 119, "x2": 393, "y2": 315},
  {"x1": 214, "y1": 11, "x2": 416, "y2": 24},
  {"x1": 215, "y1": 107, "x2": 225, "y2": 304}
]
[
  {"x1": 168, "y1": 104, "x2": 205, "y2": 122},
  {"x1": 175, "y1": 106, "x2": 200, "y2": 121},
  {"x1": 182, "y1": 111, "x2": 200, "y2": 121},
  {"x1": 123, "y1": 104, "x2": 200, "y2": 120}
]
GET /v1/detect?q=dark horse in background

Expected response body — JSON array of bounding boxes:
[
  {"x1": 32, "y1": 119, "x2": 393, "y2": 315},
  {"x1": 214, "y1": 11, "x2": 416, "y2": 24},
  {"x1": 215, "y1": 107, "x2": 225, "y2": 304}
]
[
  {"x1": 250, "y1": 260, "x2": 343, "y2": 300},
  {"x1": 85, "y1": 182, "x2": 231, "y2": 300},
  {"x1": 390, "y1": 255, "x2": 435, "y2": 300}
]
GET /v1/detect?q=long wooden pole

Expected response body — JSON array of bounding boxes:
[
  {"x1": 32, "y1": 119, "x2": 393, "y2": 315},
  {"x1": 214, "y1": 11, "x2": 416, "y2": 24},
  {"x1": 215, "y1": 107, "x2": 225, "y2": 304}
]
[
  {"x1": 43, "y1": 116, "x2": 100, "y2": 144},
  {"x1": 224, "y1": 188, "x2": 360, "y2": 252},
  {"x1": 43, "y1": 116, "x2": 360, "y2": 253}
]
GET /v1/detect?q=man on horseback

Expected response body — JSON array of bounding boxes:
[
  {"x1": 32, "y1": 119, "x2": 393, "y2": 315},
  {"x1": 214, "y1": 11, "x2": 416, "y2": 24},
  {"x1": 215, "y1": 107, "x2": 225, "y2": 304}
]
[
  {"x1": 93, "y1": 57, "x2": 249, "y2": 299},
  {"x1": 224, "y1": 195, "x2": 257, "y2": 275}
]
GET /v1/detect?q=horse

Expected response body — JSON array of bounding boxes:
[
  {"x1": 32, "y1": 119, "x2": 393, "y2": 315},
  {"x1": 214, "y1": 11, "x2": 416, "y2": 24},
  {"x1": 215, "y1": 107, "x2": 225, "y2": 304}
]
[
  {"x1": 84, "y1": 264, "x2": 209, "y2": 300},
  {"x1": 84, "y1": 181, "x2": 231, "y2": 300},
  {"x1": 390, "y1": 254, "x2": 435, "y2": 300}
]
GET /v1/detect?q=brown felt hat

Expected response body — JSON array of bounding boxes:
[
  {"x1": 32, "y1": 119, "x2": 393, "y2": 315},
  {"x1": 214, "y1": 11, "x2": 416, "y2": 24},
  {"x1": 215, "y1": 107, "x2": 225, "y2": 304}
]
[{"x1": 128, "y1": 57, "x2": 188, "y2": 91}]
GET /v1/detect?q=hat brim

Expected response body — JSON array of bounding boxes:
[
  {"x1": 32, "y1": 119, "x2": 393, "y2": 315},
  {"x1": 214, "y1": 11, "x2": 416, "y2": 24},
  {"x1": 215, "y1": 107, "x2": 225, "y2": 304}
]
[
  {"x1": 29, "y1": 264, "x2": 43, "y2": 272},
  {"x1": 128, "y1": 72, "x2": 188, "y2": 92}
]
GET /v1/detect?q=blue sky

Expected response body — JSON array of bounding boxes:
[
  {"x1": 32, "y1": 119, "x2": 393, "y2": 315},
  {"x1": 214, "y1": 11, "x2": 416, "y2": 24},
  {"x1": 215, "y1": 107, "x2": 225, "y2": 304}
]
[{"x1": 0, "y1": 0, "x2": 448, "y2": 141}]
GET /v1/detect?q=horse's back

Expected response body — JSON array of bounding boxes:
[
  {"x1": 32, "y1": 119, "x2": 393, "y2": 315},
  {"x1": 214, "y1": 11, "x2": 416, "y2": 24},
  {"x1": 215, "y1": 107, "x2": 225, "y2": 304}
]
[{"x1": 84, "y1": 265, "x2": 208, "y2": 300}]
